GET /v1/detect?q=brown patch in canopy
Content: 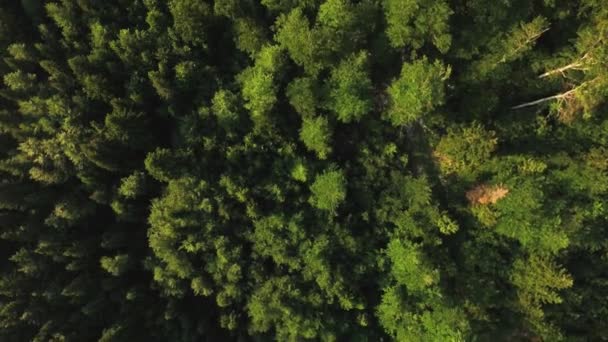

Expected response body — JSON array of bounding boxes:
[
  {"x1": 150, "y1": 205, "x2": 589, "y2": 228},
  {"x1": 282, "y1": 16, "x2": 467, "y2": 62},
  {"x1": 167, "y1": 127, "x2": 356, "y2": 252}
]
[
  {"x1": 433, "y1": 150, "x2": 456, "y2": 170},
  {"x1": 466, "y1": 184, "x2": 509, "y2": 205}
]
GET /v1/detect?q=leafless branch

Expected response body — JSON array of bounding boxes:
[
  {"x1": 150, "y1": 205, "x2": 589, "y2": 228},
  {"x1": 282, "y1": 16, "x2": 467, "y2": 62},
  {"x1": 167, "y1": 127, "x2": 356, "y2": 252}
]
[{"x1": 539, "y1": 53, "x2": 591, "y2": 78}]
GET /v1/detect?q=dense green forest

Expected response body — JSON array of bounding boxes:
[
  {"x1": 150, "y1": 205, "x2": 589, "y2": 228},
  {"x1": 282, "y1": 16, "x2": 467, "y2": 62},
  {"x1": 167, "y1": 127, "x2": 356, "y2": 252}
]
[{"x1": 0, "y1": 0, "x2": 607, "y2": 340}]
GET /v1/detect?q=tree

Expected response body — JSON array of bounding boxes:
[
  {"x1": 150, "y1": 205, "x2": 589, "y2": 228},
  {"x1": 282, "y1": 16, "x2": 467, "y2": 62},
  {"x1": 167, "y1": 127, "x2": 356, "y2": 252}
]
[
  {"x1": 435, "y1": 123, "x2": 497, "y2": 176},
  {"x1": 168, "y1": 0, "x2": 212, "y2": 46},
  {"x1": 309, "y1": 168, "x2": 346, "y2": 211},
  {"x1": 286, "y1": 77, "x2": 318, "y2": 118},
  {"x1": 238, "y1": 44, "x2": 285, "y2": 130},
  {"x1": 212, "y1": 89, "x2": 240, "y2": 130},
  {"x1": 0, "y1": 1, "x2": 607, "y2": 341},
  {"x1": 385, "y1": 58, "x2": 450, "y2": 126},
  {"x1": 325, "y1": 51, "x2": 373, "y2": 123},
  {"x1": 275, "y1": 8, "x2": 325, "y2": 75},
  {"x1": 383, "y1": 0, "x2": 452, "y2": 53},
  {"x1": 299, "y1": 116, "x2": 331, "y2": 159}
]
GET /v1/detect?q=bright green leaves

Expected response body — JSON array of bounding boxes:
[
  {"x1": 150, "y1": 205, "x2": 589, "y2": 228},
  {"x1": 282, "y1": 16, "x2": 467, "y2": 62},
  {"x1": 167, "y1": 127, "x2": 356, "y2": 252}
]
[
  {"x1": 377, "y1": 286, "x2": 469, "y2": 342},
  {"x1": 326, "y1": 51, "x2": 373, "y2": 122},
  {"x1": 378, "y1": 238, "x2": 470, "y2": 341},
  {"x1": 247, "y1": 276, "x2": 323, "y2": 340},
  {"x1": 435, "y1": 123, "x2": 497, "y2": 175},
  {"x1": 7, "y1": 43, "x2": 33, "y2": 61},
  {"x1": 386, "y1": 239, "x2": 438, "y2": 293},
  {"x1": 118, "y1": 171, "x2": 147, "y2": 199},
  {"x1": 19, "y1": 138, "x2": 71, "y2": 184},
  {"x1": 511, "y1": 255, "x2": 573, "y2": 339},
  {"x1": 45, "y1": 1, "x2": 80, "y2": 41},
  {"x1": 191, "y1": 276, "x2": 213, "y2": 297},
  {"x1": 493, "y1": 180, "x2": 569, "y2": 254},
  {"x1": 212, "y1": 89, "x2": 240, "y2": 130},
  {"x1": 144, "y1": 148, "x2": 189, "y2": 182},
  {"x1": 90, "y1": 21, "x2": 110, "y2": 49},
  {"x1": 309, "y1": 168, "x2": 346, "y2": 211},
  {"x1": 317, "y1": 0, "x2": 357, "y2": 30},
  {"x1": 148, "y1": 178, "x2": 203, "y2": 280},
  {"x1": 252, "y1": 214, "x2": 305, "y2": 269},
  {"x1": 3, "y1": 70, "x2": 36, "y2": 92},
  {"x1": 148, "y1": 175, "x2": 245, "y2": 329},
  {"x1": 300, "y1": 116, "x2": 331, "y2": 159},
  {"x1": 300, "y1": 234, "x2": 361, "y2": 310},
  {"x1": 100, "y1": 254, "x2": 132, "y2": 276},
  {"x1": 383, "y1": 0, "x2": 452, "y2": 52},
  {"x1": 386, "y1": 59, "x2": 450, "y2": 126},
  {"x1": 291, "y1": 161, "x2": 308, "y2": 182},
  {"x1": 275, "y1": 9, "x2": 321, "y2": 75},
  {"x1": 238, "y1": 45, "x2": 285, "y2": 130},
  {"x1": 512, "y1": 256, "x2": 573, "y2": 314},
  {"x1": 436, "y1": 213, "x2": 459, "y2": 235},
  {"x1": 275, "y1": 2, "x2": 371, "y2": 75},
  {"x1": 110, "y1": 28, "x2": 153, "y2": 67}
]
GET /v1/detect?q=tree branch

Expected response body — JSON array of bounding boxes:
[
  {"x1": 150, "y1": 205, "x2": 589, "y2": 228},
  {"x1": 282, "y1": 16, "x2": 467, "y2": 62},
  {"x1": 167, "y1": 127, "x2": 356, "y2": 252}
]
[
  {"x1": 511, "y1": 88, "x2": 577, "y2": 110},
  {"x1": 511, "y1": 78, "x2": 600, "y2": 110},
  {"x1": 539, "y1": 53, "x2": 590, "y2": 78}
]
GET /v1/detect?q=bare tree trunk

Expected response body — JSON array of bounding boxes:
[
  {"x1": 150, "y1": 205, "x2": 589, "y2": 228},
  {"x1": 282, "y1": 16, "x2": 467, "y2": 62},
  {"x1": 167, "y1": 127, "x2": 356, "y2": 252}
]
[
  {"x1": 539, "y1": 53, "x2": 590, "y2": 78},
  {"x1": 511, "y1": 78, "x2": 599, "y2": 110},
  {"x1": 511, "y1": 88, "x2": 577, "y2": 109}
]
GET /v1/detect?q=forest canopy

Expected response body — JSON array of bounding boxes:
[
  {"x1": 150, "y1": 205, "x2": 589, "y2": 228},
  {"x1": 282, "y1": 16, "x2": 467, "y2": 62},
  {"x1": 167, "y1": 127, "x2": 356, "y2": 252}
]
[{"x1": 1, "y1": 0, "x2": 608, "y2": 341}]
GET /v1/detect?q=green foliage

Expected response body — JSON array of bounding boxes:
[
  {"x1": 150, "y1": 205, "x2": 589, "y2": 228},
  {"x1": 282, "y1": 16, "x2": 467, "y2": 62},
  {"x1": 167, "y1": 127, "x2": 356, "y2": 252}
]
[
  {"x1": 377, "y1": 288, "x2": 469, "y2": 342},
  {"x1": 435, "y1": 123, "x2": 497, "y2": 175},
  {"x1": 4, "y1": 70, "x2": 36, "y2": 92},
  {"x1": 0, "y1": 1, "x2": 607, "y2": 341},
  {"x1": 386, "y1": 58, "x2": 450, "y2": 126},
  {"x1": 378, "y1": 238, "x2": 470, "y2": 340},
  {"x1": 512, "y1": 255, "x2": 573, "y2": 315},
  {"x1": 386, "y1": 239, "x2": 438, "y2": 293},
  {"x1": 118, "y1": 171, "x2": 147, "y2": 199},
  {"x1": 469, "y1": 16, "x2": 549, "y2": 80},
  {"x1": 275, "y1": 8, "x2": 324, "y2": 75},
  {"x1": 493, "y1": 180, "x2": 570, "y2": 254},
  {"x1": 145, "y1": 148, "x2": 184, "y2": 182},
  {"x1": 286, "y1": 77, "x2": 318, "y2": 117},
  {"x1": 252, "y1": 214, "x2": 305, "y2": 269},
  {"x1": 383, "y1": 0, "x2": 452, "y2": 52},
  {"x1": 300, "y1": 116, "x2": 331, "y2": 159},
  {"x1": 100, "y1": 254, "x2": 132, "y2": 276},
  {"x1": 238, "y1": 45, "x2": 285, "y2": 129},
  {"x1": 309, "y1": 168, "x2": 346, "y2": 211},
  {"x1": 511, "y1": 255, "x2": 573, "y2": 339},
  {"x1": 212, "y1": 89, "x2": 240, "y2": 130},
  {"x1": 290, "y1": 161, "x2": 308, "y2": 182},
  {"x1": 233, "y1": 18, "x2": 268, "y2": 56},
  {"x1": 325, "y1": 51, "x2": 373, "y2": 122}
]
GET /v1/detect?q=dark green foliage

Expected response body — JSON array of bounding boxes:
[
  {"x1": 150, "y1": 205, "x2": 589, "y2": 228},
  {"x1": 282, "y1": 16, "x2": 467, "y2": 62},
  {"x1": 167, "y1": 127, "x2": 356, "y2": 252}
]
[{"x1": 0, "y1": 1, "x2": 608, "y2": 341}]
